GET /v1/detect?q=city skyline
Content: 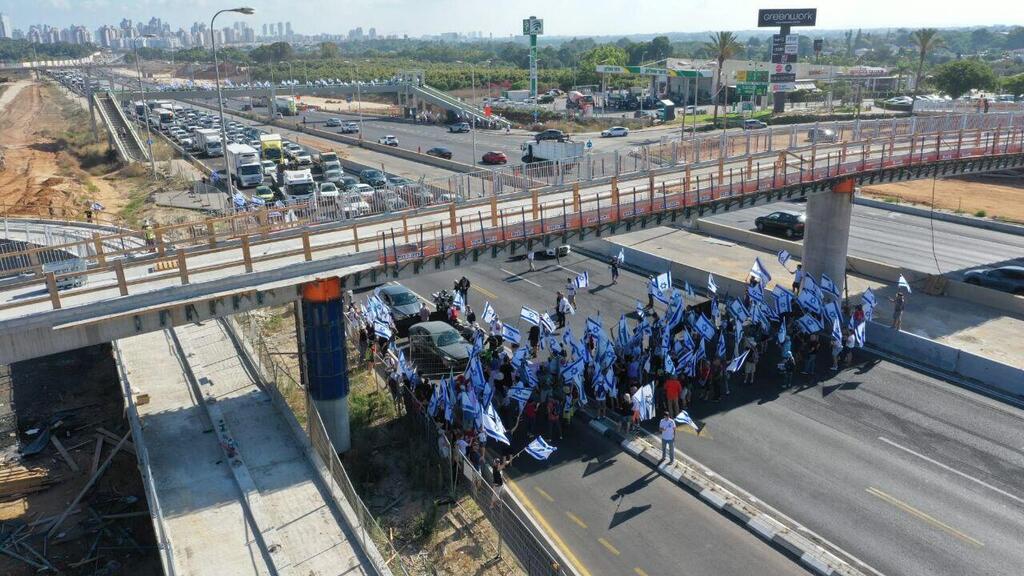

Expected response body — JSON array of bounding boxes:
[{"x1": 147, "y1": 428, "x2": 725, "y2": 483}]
[{"x1": 2, "y1": 1, "x2": 1023, "y2": 41}]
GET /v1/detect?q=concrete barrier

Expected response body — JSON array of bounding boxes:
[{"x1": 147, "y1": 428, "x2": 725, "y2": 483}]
[
  {"x1": 694, "y1": 219, "x2": 1024, "y2": 317},
  {"x1": 578, "y1": 237, "x2": 1024, "y2": 400},
  {"x1": 854, "y1": 197, "x2": 1024, "y2": 237}
]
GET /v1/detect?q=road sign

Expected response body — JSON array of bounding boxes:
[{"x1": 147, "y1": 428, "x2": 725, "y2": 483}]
[
  {"x1": 771, "y1": 34, "x2": 799, "y2": 64},
  {"x1": 770, "y1": 73, "x2": 796, "y2": 83},
  {"x1": 522, "y1": 17, "x2": 544, "y2": 35},
  {"x1": 747, "y1": 70, "x2": 769, "y2": 83},
  {"x1": 737, "y1": 83, "x2": 768, "y2": 96},
  {"x1": 586, "y1": 140, "x2": 593, "y2": 149},
  {"x1": 595, "y1": 65, "x2": 627, "y2": 74},
  {"x1": 771, "y1": 83, "x2": 797, "y2": 92},
  {"x1": 758, "y1": 8, "x2": 817, "y2": 27}
]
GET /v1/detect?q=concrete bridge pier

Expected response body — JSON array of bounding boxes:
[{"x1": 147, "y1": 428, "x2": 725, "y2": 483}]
[
  {"x1": 298, "y1": 277, "x2": 351, "y2": 452},
  {"x1": 802, "y1": 178, "x2": 856, "y2": 299}
]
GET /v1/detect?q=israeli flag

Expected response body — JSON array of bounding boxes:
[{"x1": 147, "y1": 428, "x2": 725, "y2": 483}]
[
  {"x1": 862, "y1": 288, "x2": 876, "y2": 309},
  {"x1": 797, "y1": 286, "x2": 822, "y2": 317},
  {"x1": 526, "y1": 436, "x2": 557, "y2": 460},
  {"x1": 824, "y1": 300, "x2": 842, "y2": 325},
  {"x1": 635, "y1": 300, "x2": 646, "y2": 319},
  {"x1": 695, "y1": 338, "x2": 707, "y2": 363},
  {"x1": 452, "y1": 289, "x2": 465, "y2": 311},
  {"x1": 373, "y1": 318, "x2": 392, "y2": 339},
  {"x1": 636, "y1": 383, "x2": 655, "y2": 421},
  {"x1": 681, "y1": 328, "x2": 695, "y2": 351},
  {"x1": 664, "y1": 354, "x2": 676, "y2": 375},
  {"x1": 586, "y1": 316, "x2": 603, "y2": 338},
  {"x1": 562, "y1": 357, "x2": 584, "y2": 382},
  {"x1": 443, "y1": 379, "x2": 454, "y2": 423},
  {"x1": 508, "y1": 384, "x2": 534, "y2": 407},
  {"x1": 398, "y1": 350, "x2": 414, "y2": 379},
  {"x1": 501, "y1": 324, "x2": 521, "y2": 345},
  {"x1": 540, "y1": 313, "x2": 556, "y2": 334},
  {"x1": 717, "y1": 332, "x2": 727, "y2": 358},
  {"x1": 854, "y1": 321, "x2": 867, "y2": 347},
  {"x1": 772, "y1": 285, "x2": 794, "y2": 313},
  {"x1": 707, "y1": 272, "x2": 718, "y2": 294},
  {"x1": 674, "y1": 410, "x2": 701, "y2": 432},
  {"x1": 726, "y1": 349, "x2": 749, "y2": 373},
  {"x1": 482, "y1": 404, "x2": 510, "y2": 445},
  {"x1": 574, "y1": 271, "x2": 590, "y2": 289},
  {"x1": 748, "y1": 283, "x2": 765, "y2": 304},
  {"x1": 482, "y1": 302, "x2": 498, "y2": 325},
  {"x1": 695, "y1": 314, "x2": 717, "y2": 341},
  {"x1": 750, "y1": 257, "x2": 772, "y2": 284},
  {"x1": 777, "y1": 319, "x2": 787, "y2": 344},
  {"x1": 427, "y1": 382, "x2": 442, "y2": 416},
  {"x1": 652, "y1": 272, "x2": 673, "y2": 304},
  {"x1": 803, "y1": 275, "x2": 820, "y2": 299},
  {"x1": 777, "y1": 249, "x2": 791, "y2": 267},
  {"x1": 831, "y1": 317, "x2": 843, "y2": 346},
  {"x1": 820, "y1": 274, "x2": 841, "y2": 299},
  {"x1": 796, "y1": 314, "x2": 823, "y2": 334},
  {"x1": 617, "y1": 315, "x2": 630, "y2": 347},
  {"x1": 461, "y1": 388, "x2": 481, "y2": 421},
  {"x1": 727, "y1": 298, "x2": 750, "y2": 323},
  {"x1": 520, "y1": 306, "x2": 541, "y2": 326},
  {"x1": 666, "y1": 297, "x2": 685, "y2": 330},
  {"x1": 616, "y1": 248, "x2": 625, "y2": 264},
  {"x1": 898, "y1": 274, "x2": 912, "y2": 294},
  {"x1": 684, "y1": 281, "x2": 695, "y2": 297}
]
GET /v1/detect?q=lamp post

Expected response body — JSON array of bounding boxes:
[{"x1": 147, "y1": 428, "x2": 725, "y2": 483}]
[
  {"x1": 471, "y1": 65, "x2": 478, "y2": 164},
  {"x1": 211, "y1": 7, "x2": 255, "y2": 204},
  {"x1": 132, "y1": 34, "x2": 157, "y2": 176}
]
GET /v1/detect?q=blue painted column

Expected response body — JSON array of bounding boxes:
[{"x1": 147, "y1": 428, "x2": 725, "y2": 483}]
[{"x1": 301, "y1": 277, "x2": 350, "y2": 452}]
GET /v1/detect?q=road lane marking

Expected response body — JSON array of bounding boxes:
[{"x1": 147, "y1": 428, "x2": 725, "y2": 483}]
[
  {"x1": 878, "y1": 436, "x2": 1024, "y2": 506},
  {"x1": 500, "y1": 268, "x2": 542, "y2": 287},
  {"x1": 534, "y1": 486, "x2": 555, "y2": 502},
  {"x1": 865, "y1": 487, "x2": 984, "y2": 547},
  {"x1": 555, "y1": 264, "x2": 582, "y2": 276},
  {"x1": 506, "y1": 479, "x2": 593, "y2": 576},
  {"x1": 597, "y1": 537, "x2": 621, "y2": 556},
  {"x1": 565, "y1": 511, "x2": 588, "y2": 529},
  {"x1": 473, "y1": 284, "x2": 498, "y2": 300},
  {"x1": 634, "y1": 568, "x2": 649, "y2": 576},
  {"x1": 678, "y1": 424, "x2": 712, "y2": 440}
]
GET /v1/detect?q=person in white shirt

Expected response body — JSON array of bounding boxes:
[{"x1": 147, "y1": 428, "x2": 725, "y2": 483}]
[
  {"x1": 659, "y1": 412, "x2": 676, "y2": 464},
  {"x1": 793, "y1": 264, "x2": 804, "y2": 293},
  {"x1": 527, "y1": 250, "x2": 535, "y2": 271},
  {"x1": 565, "y1": 278, "x2": 577, "y2": 307}
]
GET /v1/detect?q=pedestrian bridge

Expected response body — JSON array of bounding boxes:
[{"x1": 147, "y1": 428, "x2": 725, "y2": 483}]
[{"x1": 1, "y1": 116, "x2": 1022, "y2": 364}]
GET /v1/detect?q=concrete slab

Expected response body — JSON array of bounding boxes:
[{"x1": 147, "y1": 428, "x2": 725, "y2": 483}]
[{"x1": 608, "y1": 226, "x2": 1024, "y2": 368}]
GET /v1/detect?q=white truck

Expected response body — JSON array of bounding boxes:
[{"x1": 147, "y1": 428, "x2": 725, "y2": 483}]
[
  {"x1": 273, "y1": 96, "x2": 298, "y2": 116},
  {"x1": 193, "y1": 128, "x2": 223, "y2": 157},
  {"x1": 283, "y1": 169, "x2": 317, "y2": 202},
  {"x1": 315, "y1": 151, "x2": 344, "y2": 183},
  {"x1": 225, "y1": 143, "x2": 264, "y2": 188},
  {"x1": 521, "y1": 140, "x2": 586, "y2": 163}
]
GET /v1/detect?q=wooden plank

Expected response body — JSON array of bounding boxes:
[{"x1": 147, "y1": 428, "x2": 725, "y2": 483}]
[
  {"x1": 177, "y1": 249, "x2": 189, "y2": 284},
  {"x1": 301, "y1": 231, "x2": 312, "y2": 261},
  {"x1": 45, "y1": 272, "x2": 61, "y2": 310},
  {"x1": 241, "y1": 235, "x2": 253, "y2": 273},
  {"x1": 96, "y1": 428, "x2": 137, "y2": 456},
  {"x1": 114, "y1": 260, "x2": 128, "y2": 296},
  {"x1": 91, "y1": 233, "x2": 106, "y2": 266},
  {"x1": 50, "y1": 436, "x2": 80, "y2": 473},
  {"x1": 47, "y1": 430, "x2": 131, "y2": 538},
  {"x1": 90, "y1": 435, "x2": 103, "y2": 476}
]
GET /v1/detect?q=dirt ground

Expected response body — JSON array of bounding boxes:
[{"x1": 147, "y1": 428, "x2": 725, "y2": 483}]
[
  {"x1": 297, "y1": 95, "x2": 397, "y2": 115},
  {"x1": 862, "y1": 174, "x2": 1024, "y2": 223},
  {"x1": 0, "y1": 345, "x2": 160, "y2": 576}
]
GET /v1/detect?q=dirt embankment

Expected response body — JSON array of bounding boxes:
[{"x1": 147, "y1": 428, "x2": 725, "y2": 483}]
[{"x1": 862, "y1": 174, "x2": 1024, "y2": 224}]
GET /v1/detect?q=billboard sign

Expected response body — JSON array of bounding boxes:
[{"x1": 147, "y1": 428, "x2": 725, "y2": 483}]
[
  {"x1": 771, "y1": 82, "x2": 797, "y2": 92},
  {"x1": 595, "y1": 65, "x2": 627, "y2": 74},
  {"x1": 758, "y1": 8, "x2": 817, "y2": 27},
  {"x1": 737, "y1": 83, "x2": 769, "y2": 96},
  {"x1": 522, "y1": 17, "x2": 544, "y2": 36},
  {"x1": 770, "y1": 72, "x2": 796, "y2": 83}
]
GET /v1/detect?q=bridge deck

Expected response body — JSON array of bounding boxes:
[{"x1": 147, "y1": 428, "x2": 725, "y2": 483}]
[{"x1": 120, "y1": 326, "x2": 371, "y2": 576}]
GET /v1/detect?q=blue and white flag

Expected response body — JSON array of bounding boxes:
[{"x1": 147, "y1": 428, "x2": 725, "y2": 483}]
[
  {"x1": 862, "y1": 288, "x2": 876, "y2": 309},
  {"x1": 820, "y1": 274, "x2": 841, "y2": 299},
  {"x1": 777, "y1": 249, "x2": 791, "y2": 267},
  {"x1": 373, "y1": 318, "x2": 392, "y2": 340},
  {"x1": 772, "y1": 285, "x2": 794, "y2": 313},
  {"x1": 664, "y1": 354, "x2": 676, "y2": 375},
  {"x1": 616, "y1": 248, "x2": 625, "y2": 264},
  {"x1": 617, "y1": 314, "x2": 630, "y2": 347},
  {"x1": 695, "y1": 338, "x2": 707, "y2": 364},
  {"x1": 854, "y1": 321, "x2": 867, "y2": 347},
  {"x1": 635, "y1": 300, "x2": 646, "y2": 319},
  {"x1": 666, "y1": 294, "x2": 685, "y2": 330},
  {"x1": 750, "y1": 257, "x2": 772, "y2": 284},
  {"x1": 777, "y1": 319, "x2": 787, "y2": 344},
  {"x1": 694, "y1": 314, "x2": 717, "y2": 341},
  {"x1": 727, "y1": 298, "x2": 750, "y2": 323},
  {"x1": 540, "y1": 313, "x2": 556, "y2": 334},
  {"x1": 586, "y1": 316, "x2": 603, "y2": 338},
  {"x1": 636, "y1": 383, "x2": 655, "y2": 421},
  {"x1": 796, "y1": 314, "x2": 823, "y2": 334},
  {"x1": 831, "y1": 317, "x2": 843, "y2": 346},
  {"x1": 824, "y1": 300, "x2": 842, "y2": 325},
  {"x1": 520, "y1": 306, "x2": 541, "y2": 326},
  {"x1": 501, "y1": 324, "x2": 521, "y2": 345},
  {"x1": 747, "y1": 283, "x2": 765, "y2": 304},
  {"x1": 898, "y1": 274, "x2": 912, "y2": 294},
  {"x1": 726, "y1": 349, "x2": 750, "y2": 373},
  {"x1": 443, "y1": 378, "x2": 454, "y2": 423},
  {"x1": 398, "y1": 350, "x2": 414, "y2": 379},
  {"x1": 561, "y1": 357, "x2": 584, "y2": 382},
  {"x1": 508, "y1": 384, "x2": 535, "y2": 406},
  {"x1": 481, "y1": 301, "x2": 498, "y2": 324},
  {"x1": 461, "y1": 388, "x2": 481, "y2": 421},
  {"x1": 674, "y1": 410, "x2": 701, "y2": 432},
  {"x1": 452, "y1": 289, "x2": 465, "y2": 311},
  {"x1": 482, "y1": 404, "x2": 510, "y2": 445},
  {"x1": 803, "y1": 274, "x2": 821, "y2": 300},
  {"x1": 681, "y1": 329, "x2": 695, "y2": 352},
  {"x1": 684, "y1": 281, "x2": 695, "y2": 297},
  {"x1": 716, "y1": 332, "x2": 726, "y2": 358},
  {"x1": 427, "y1": 382, "x2": 443, "y2": 416},
  {"x1": 526, "y1": 437, "x2": 557, "y2": 460},
  {"x1": 574, "y1": 271, "x2": 590, "y2": 289},
  {"x1": 797, "y1": 285, "x2": 822, "y2": 316},
  {"x1": 651, "y1": 271, "x2": 673, "y2": 304},
  {"x1": 707, "y1": 272, "x2": 718, "y2": 294}
]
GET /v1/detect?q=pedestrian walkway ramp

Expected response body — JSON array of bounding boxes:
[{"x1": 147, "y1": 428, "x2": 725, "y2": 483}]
[{"x1": 93, "y1": 91, "x2": 148, "y2": 163}]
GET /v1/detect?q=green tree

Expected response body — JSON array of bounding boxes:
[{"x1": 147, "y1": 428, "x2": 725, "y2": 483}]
[
  {"x1": 1002, "y1": 74, "x2": 1024, "y2": 97},
  {"x1": 319, "y1": 42, "x2": 339, "y2": 60},
  {"x1": 250, "y1": 41, "x2": 293, "y2": 64},
  {"x1": 1007, "y1": 26, "x2": 1024, "y2": 50},
  {"x1": 703, "y1": 31, "x2": 742, "y2": 120},
  {"x1": 577, "y1": 45, "x2": 627, "y2": 86},
  {"x1": 910, "y1": 28, "x2": 943, "y2": 101},
  {"x1": 930, "y1": 60, "x2": 996, "y2": 99}
]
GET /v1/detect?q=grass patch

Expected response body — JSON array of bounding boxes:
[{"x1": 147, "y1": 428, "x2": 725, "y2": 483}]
[
  {"x1": 118, "y1": 185, "x2": 151, "y2": 225},
  {"x1": 882, "y1": 196, "x2": 901, "y2": 204},
  {"x1": 974, "y1": 209, "x2": 987, "y2": 217}
]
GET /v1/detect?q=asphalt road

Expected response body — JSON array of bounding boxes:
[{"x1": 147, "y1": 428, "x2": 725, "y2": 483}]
[
  {"x1": 397, "y1": 250, "x2": 1024, "y2": 576},
  {"x1": 704, "y1": 202, "x2": 1024, "y2": 277}
]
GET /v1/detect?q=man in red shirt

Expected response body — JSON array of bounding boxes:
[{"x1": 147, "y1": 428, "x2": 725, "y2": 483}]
[{"x1": 664, "y1": 374, "x2": 682, "y2": 418}]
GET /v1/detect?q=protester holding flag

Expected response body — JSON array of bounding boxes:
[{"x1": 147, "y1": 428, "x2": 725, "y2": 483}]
[
  {"x1": 610, "y1": 256, "x2": 620, "y2": 284},
  {"x1": 565, "y1": 277, "x2": 578, "y2": 308},
  {"x1": 889, "y1": 292, "x2": 906, "y2": 331},
  {"x1": 793, "y1": 264, "x2": 804, "y2": 293},
  {"x1": 659, "y1": 412, "x2": 676, "y2": 464}
]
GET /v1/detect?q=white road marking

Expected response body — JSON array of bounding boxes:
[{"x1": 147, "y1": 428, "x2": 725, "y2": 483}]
[
  {"x1": 878, "y1": 436, "x2": 1024, "y2": 506},
  {"x1": 555, "y1": 264, "x2": 581, "y2": 276},
  {"x1": 500, "y1": 268, "x2": 542, "y2": 288}
]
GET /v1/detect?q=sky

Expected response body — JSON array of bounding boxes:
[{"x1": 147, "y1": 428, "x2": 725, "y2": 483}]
[{"x1": 2, "y1": 0, "x2": 1021, "y2": 37}]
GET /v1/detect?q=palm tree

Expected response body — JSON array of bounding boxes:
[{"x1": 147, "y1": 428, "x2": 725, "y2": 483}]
[
  {"x1": 703, "y1": 31, "x2": 742, "y2": 121},
  {"x1": 911, "y1": 28, "x2": 943, "y2": 101}
]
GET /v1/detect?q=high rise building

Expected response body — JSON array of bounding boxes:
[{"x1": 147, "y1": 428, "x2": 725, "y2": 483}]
[
  {"x1": 285, "y1": 22, "x2": 292, "y2": 36},
  {"x1": 0, "y1": 13, "x2": 12, "y2": 39},
  {"x1": 368, "y1": 27, "x2": 376, "y2": 40},
  {"x1": 277, "y1": 22, "x2": 284, "y2": 38},
  {"x1": 262, "y1": 23, "x2": 268, "y2": 37}
]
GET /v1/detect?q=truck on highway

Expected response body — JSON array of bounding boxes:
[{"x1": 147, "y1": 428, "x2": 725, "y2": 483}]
[
  {"x1": 521, "y1": 140, "x2": 585, "y2": 163},
  {"x1": 283, "y1": 169, "x2": 317, "y2": 202},
  {"x1": 155, "y1": 108, "x2": 174, "y2": 131},
  {"x1": 566, "y1": 90, "x2": 595, "y2": 111},
  {"x1": 259, "y1": 134, "x2": 285, "y2": 165},
  {"x1": 225, "y1": 143, "x2": 264, "y2": 188},
  {"x1": 502, "y1": 89, "x2": 531, "y2": 102},
  {"x1": 274, "y1": 96, "x2": 298, "y2": 116},
  {"x1": 194, "y1": 128, "x2": 223, "y2": 157},
  {"x1": 315, "y1": 151, "x2": 344, "y2": 183}
]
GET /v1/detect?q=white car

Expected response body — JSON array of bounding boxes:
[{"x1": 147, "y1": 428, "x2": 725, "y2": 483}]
[
  {"x1": 352, "y1": 183, "x2": 376, "y2": 202},
  {"x1": 261, "y1": 160, "x2": 276, "y2": 177},
  {"x1": 325, "y1": 118, "x2": 342, "y2": 127},
  {"x1": 545, "y1": 245, "x2": 571, "y2": 258},
  {"x1": 378, "y1": 135, "x2": 399, "y2": 146},
  {"x1": 341, "y1": 193, "x2": 371, "y2": 217},
  {"x1": 601, "y1": 126, "x2": 629, "y2": 138},
  {"x1": 318, "y1": 182, "x2": 340, "y2": 198}
]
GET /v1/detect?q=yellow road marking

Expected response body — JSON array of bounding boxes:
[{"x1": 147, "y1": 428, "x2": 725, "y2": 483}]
[
  {"x1": 634, "y1": 568, "x2": 650, "y2": 576},
  {"x1": 473, "y1": 285, "x2": 498, "y2": 299},
  {"x1": 866, "y1": 487, "x2": 983, "y2": 547},
  {"x1": 534, "y1": 486, "x2": 555, "y2": 502},
  {"x1": 565, "y1": 511, "x2": 588, "y2": 529},
  {"x1": 507, "y1": 479, "x2": 593, "y2": 576},
  {"x1": 677, "y1": 424, "x2": 712, "y2": 440},
  {"x1": 598, "y1": 537, "x2": 621, "y2": 556}
]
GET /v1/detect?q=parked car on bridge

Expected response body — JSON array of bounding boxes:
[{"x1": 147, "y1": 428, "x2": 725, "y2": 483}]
[
  {"x1": 962, "y1": 265, "x2": 1024, "y2": 295},
  {"x1": 754, "y1": 210, "x2": 806, "y2": 238},
  {"x1": 359, "y1": 169, "x2": 388, "y2": 188}
]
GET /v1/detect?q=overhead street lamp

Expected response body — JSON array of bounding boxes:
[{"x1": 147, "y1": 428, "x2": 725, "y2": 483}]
[
  {"x1": 132, "y1": 33, "x2": 158, "y2": 176},
  {"x1": 211, "y1": 7, "x2": 255, "y2": 204}
]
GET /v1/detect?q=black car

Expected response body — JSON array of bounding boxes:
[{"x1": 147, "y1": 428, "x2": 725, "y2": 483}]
[
  {"x1": 535, "y1": 129, "x2": 567, "y2": 142},
  {"x1": 754, "y1": 211, "x2": 806, "y2": 238},
  {"x1": 359, "y1": 169, "x2": 388, "y2": 188},
  {"x1": 339, "y1": 175, "x2": 360, "y2": 191},
  {"x1": 408, "y1": 321, "x2": 473, "y2": 375},
  {"x1": 426, "y1": 147, "x2": 453, "y2": 160},
  {"x1": 962, "y1": 265, "x2": 1024, "y2": 295},
  {"x1": 378, "y1": 284, "x2": 423, "y2": 333}
]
